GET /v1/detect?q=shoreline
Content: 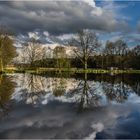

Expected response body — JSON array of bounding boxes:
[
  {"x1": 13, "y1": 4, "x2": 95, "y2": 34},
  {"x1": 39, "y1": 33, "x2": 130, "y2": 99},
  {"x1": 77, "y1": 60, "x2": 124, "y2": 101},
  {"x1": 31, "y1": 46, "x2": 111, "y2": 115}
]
[{"x1": 1, "y1": 68, "x2": 140, "y2": 74}]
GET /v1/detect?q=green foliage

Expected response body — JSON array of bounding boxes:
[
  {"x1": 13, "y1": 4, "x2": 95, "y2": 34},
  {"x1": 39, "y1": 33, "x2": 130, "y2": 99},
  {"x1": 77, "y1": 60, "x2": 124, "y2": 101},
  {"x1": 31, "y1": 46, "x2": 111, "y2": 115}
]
[
  {"x1": 0, "y1": 35, "x2": 17, "y2": 71},
  {"x1": 0, "y1": 75, "x2": 16, "y2": 112}
]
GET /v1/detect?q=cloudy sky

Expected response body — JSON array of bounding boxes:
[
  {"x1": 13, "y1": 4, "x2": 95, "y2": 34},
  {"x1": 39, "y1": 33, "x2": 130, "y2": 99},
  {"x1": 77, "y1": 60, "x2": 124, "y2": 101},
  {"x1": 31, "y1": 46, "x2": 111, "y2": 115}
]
[{"x1": 0, "y1": 0, "x2": 140, "y2": 47}]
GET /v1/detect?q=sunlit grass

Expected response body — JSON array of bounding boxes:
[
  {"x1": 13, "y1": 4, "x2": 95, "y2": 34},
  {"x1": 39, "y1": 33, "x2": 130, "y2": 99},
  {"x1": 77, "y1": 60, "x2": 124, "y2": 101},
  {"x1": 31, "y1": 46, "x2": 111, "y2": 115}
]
[{"x1": 2, "y1": 67, "x2": 140, "y2": 74}]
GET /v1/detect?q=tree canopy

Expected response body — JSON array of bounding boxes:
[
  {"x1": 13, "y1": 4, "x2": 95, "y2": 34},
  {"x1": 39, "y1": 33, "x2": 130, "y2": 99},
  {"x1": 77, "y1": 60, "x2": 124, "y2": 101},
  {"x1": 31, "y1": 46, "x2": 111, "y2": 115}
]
[{"x1": 0, "y1": 30, "x2": 17, "y2": 71}]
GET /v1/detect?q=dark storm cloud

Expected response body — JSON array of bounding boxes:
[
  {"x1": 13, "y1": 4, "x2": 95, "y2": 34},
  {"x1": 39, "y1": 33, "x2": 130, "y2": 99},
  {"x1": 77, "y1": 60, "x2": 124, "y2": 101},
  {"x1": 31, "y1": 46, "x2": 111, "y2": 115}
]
[{"x1": 0, "y1": 1, "x2": 129, "y2": 35}]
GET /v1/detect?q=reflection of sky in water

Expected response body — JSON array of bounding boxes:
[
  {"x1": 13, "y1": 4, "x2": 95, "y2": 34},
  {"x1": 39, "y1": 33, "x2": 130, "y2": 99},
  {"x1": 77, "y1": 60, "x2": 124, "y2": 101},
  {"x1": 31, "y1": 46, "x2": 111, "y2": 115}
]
[
  {"x1": 11, "y1": 74, "x2": 137, "y2": 106},
  {"x1": 0, "y1": 73, "x2": 140, "y2": 139},
  {"x1": 12, "y1": 74, "x2": 106, "y2": 106}
]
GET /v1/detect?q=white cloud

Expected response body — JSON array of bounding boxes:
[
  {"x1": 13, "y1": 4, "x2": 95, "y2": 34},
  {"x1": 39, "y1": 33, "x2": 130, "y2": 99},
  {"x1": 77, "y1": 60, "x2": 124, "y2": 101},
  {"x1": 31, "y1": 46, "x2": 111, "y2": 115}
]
[
  {"x1": 82, "y1": 0, "x2": 96, "y2": 7},
  {"x1": 43, "y1": 31, "x2": 50, "y2": 37},
  {"x1": 28, "y1": 32, "x2": 40, "y2": 39}
]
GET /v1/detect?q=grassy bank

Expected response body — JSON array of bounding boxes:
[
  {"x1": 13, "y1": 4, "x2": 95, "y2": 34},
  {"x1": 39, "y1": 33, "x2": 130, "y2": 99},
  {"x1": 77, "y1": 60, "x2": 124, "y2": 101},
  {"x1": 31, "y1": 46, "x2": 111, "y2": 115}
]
[{"x1": 2, "y1": 67, "x2": 140, "y2": 74}]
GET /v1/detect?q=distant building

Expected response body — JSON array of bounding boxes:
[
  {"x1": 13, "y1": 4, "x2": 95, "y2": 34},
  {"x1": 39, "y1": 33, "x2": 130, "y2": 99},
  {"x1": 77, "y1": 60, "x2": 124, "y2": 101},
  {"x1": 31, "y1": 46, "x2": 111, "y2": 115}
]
[{"x1": 53, "y1": 46, "x2": 67, "y2": 58}]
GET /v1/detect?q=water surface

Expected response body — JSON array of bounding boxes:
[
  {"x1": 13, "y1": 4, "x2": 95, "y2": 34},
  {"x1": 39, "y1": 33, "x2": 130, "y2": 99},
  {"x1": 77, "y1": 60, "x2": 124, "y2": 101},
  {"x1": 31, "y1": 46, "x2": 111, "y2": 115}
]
[{"x1": 0, "y1": 73, "x2": 140, "y2": 139}]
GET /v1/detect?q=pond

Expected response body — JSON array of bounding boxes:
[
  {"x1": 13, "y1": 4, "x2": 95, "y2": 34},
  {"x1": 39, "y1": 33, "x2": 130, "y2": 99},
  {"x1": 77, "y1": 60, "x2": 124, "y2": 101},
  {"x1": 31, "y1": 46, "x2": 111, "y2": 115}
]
[{"x1": 0, "y1": 73, "x2": 140, "y2": 139}]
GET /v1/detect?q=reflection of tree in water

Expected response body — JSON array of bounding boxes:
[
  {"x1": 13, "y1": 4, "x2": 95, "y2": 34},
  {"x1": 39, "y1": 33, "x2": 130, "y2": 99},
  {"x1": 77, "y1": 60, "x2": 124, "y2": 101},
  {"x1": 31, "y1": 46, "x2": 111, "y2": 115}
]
[
  {"x1": 67, "y1": 73, "x2": 136, "y2": 111},
  {"x1": 67, "y1": 73, "x2": 101, "y2": 112},
  {"x1": 18, "y1": 73, "x2": 100, "y2": 109},
  {"x1": 101, "y1": 74, "x2": 138, "y2": 103},
  {"x1": 132, "y1": 82, "x2": 140, "y2": 96},
  {"x1": 52, "y1": 78, "x2": 66, "y2": 97},
  {"x1": 0, "y1": 75, "x2": 16, "y2": 115},
  {"x1": 20, "y1": 74, "x2": 48, "y2": 104},
  {"x1": 102, "y1": 81, "x2": 130, "y2": 103},
  {"x1": 123, "y1": 74, "x2": 140, "y2": 96},
  {"x1": 16, "y1": 73, "x2": 140, "y2": 108},
  {"x1": 52, "y1": 72, "x2": 68, "y2": 97}
]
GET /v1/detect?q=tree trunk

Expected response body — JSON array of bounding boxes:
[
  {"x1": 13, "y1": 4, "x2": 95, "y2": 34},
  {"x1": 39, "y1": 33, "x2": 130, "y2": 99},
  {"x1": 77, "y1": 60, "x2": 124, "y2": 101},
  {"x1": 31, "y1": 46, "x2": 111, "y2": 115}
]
[
  {"x1": 0, "y1": 74, "x2": 2, "y2": 84},
  {"x1": 78, "y1": 72, "x2": 88, "y2": 112},
  {"x1": 101, "y1": 55, "x2": 104, "y2": 69},
  {"x1": 0, "y1": 47, "x2": 3, "y2": 72},
  {"x1": 84, "y1": 54, "x2": 87, "y2": 70},
  {"x1": 84, "y1": 61, "x2": 87, "y2": 70},
  {"x1": 0, "y1": 58, "x2": 3, "y2": 72},
  {"x1": 0, "y1": 43, "x2": 3, "y2": 72}
]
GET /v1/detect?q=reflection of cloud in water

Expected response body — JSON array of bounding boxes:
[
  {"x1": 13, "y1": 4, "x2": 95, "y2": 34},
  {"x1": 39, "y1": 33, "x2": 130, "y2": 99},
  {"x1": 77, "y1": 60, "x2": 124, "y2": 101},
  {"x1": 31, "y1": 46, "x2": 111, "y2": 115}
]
[
  {"x1": 0, "y1": 101, "x2": 139, "y2": 139},
  {"x1": 11, "y1": 74, "x2": 108, "y2": 107},
  {"x1": 96, "y1": 108, "x2": 140, "y2": 139},
  {"x1": 1, "y1": 74, "x2": 140, "y2": 139},
  {"x1": 84, "y1": 122, "x2": 104, "y2": 139},
  {"x1": 11, "y1": 74, "x2": 139, "y2": 107}
]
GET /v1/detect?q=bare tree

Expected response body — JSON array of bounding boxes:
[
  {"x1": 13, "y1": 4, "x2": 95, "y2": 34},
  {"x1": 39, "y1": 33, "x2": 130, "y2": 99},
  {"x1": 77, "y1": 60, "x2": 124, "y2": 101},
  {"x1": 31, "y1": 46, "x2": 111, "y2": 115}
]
[
  {"x1": 22, "y1": 38, "x2": 42, "y2": 66},
  {"x1": 104, "y1": 41, "x2": 115, "y2": 55},
  {"x1": 69, "y1": 30, "x2": 100, "y2": 70},
  {"x1": 104, "y1": 39, "x2": 128, "y2": 69},
  {"x1": 114, "y1": 40, "x2": 128, "y2": 56}
]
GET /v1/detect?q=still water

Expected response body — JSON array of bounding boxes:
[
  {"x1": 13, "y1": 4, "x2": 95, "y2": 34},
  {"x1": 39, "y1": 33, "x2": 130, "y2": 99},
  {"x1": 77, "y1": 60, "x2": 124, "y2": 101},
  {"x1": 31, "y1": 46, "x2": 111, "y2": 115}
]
[{"x1": 0, "y1": 73, "x2": 140, "y2": 139}]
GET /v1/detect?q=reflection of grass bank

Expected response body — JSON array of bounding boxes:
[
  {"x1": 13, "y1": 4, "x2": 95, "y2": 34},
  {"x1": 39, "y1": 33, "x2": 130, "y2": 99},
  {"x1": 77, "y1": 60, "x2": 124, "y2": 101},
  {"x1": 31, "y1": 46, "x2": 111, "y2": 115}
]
[{"x1": 2, "y1": 67, "x2": 140, "y2": 74}]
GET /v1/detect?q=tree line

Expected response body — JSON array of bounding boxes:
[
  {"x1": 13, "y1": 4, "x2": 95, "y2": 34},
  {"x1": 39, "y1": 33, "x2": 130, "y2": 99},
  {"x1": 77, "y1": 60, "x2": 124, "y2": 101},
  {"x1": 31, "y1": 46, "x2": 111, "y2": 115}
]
[
  {"x1": 0, "y1": 28, "x2": 140, "y2": 72},
  {"x1": 16, "y1": 30, "x2": 140, "y2": 70}
]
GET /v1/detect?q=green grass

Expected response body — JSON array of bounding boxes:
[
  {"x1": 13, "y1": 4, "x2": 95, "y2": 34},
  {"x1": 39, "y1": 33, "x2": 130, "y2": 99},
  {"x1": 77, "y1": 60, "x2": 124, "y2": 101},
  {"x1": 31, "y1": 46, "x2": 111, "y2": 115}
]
[{"x1": 2, "y1": 67, "x2": 140, "y2": 74}]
